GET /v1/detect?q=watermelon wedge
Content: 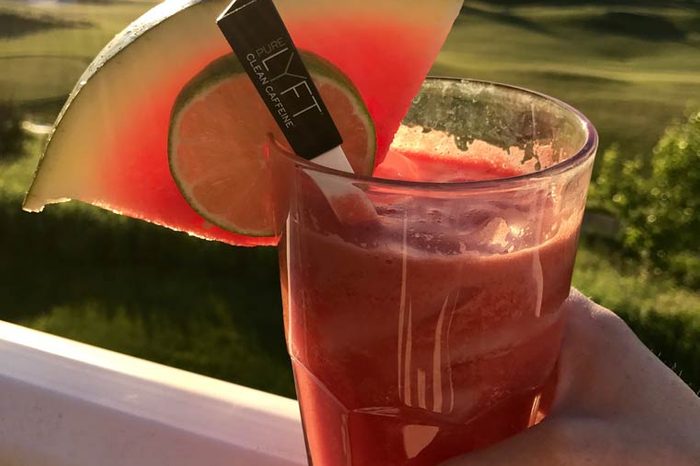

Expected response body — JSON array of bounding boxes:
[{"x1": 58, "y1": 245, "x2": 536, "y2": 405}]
[{"x1": 24, "y1": 0, "x2": 463, "y2": 246}]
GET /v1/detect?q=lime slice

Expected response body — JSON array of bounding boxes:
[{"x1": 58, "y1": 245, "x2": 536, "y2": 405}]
[{"x1": 168, "y1": 53, "x2": 375, "y2": 236}]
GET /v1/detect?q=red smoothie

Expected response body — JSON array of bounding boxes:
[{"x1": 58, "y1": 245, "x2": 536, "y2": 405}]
[{"x1": 279, "y1": 143, "x2": 587, "y2": 465}]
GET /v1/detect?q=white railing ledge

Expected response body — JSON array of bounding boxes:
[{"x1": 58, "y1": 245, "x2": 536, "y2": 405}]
[{"x1": 0, "y1": 320, "x2": 307, "y2": 466}]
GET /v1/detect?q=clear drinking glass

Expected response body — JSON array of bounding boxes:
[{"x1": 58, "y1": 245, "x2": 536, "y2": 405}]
[{"x1": 275, "y1": 78, "x2": 597, "y2": 466}]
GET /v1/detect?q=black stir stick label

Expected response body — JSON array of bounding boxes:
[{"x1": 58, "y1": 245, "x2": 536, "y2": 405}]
[{"x1": 217, "y1": 0, "x2": 343, "y2": 159}]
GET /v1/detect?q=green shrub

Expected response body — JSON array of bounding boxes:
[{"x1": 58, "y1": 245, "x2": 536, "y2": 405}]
[
  {"x1": 646, "y1": 111, "x2": 700, "y2": 255},
  {"x1": 589, "y1": 110, "x2": 700, "y2": 288}
]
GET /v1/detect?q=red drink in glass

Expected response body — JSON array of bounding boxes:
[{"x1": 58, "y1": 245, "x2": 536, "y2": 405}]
[{"x1": 276, "y1": 78, "x2": 597, "y2": 466}]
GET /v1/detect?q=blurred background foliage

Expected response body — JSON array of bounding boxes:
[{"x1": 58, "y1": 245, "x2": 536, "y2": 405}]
[
  {"x1": 590, "y1": 111, "x2": 700, "y2": 288},
  {"x1": 0, "y1": 0, "x2": 698, "y2": 397}
]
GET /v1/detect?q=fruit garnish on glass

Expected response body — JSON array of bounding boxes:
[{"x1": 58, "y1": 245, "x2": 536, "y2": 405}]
[{"x1": 23, "y1": 0, "x2": 462, "y2": 245}]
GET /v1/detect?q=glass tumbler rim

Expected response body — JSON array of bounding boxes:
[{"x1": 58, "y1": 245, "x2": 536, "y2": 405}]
[{"x1": 276, "y1": 76, "x2": 599, "y2": 191}]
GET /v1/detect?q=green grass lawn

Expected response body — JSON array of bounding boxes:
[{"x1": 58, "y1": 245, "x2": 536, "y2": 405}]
[
  {"x1": 437, "y1": 2, "x2": 700, "y2": 157},
  {"x1": 0, "y1": 0, "x2": 156, "y2": 113},
  {"x1": 1, "y1": 0, "x2": 699, "y2": 395}
]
